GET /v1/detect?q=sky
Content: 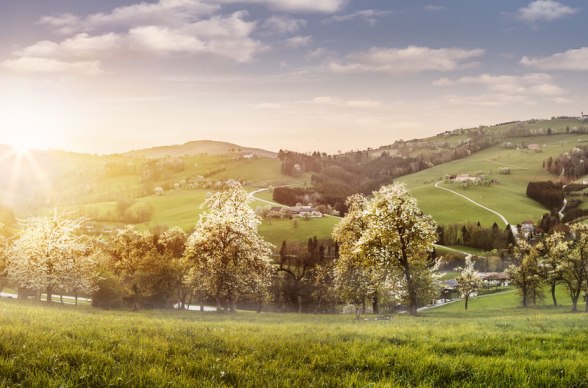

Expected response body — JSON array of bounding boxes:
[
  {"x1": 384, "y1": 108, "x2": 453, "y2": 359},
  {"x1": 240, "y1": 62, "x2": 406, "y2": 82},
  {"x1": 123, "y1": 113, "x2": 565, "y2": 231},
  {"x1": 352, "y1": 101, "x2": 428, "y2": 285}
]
[{"x1": 0, "y1": 0, "x2": 587, "y2": 154}]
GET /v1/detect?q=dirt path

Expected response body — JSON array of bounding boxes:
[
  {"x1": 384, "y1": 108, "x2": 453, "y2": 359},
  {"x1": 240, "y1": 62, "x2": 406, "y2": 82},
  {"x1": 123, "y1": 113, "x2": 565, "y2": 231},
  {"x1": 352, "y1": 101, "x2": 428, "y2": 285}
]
[
  {"x1": 434, "y1": 181, "x2": 519, "y2": 239},
  {"x1": 249, "y1": 186, "x2": 342, "y2": 219}
]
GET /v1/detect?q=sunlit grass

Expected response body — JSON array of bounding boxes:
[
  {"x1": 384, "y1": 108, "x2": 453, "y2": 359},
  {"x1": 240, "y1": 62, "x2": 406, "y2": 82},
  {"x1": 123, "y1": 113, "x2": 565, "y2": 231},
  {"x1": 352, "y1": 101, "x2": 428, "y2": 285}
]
[{"x1": 0, "y1": 287, "x2": 587, "y2": 386}]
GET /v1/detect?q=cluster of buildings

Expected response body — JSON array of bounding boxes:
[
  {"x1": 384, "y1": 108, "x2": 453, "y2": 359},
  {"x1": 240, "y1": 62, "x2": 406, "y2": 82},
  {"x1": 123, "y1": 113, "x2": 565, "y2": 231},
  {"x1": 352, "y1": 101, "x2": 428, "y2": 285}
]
[{"x1": 268, "y1": 205, "x2": 323, "y2": 218}]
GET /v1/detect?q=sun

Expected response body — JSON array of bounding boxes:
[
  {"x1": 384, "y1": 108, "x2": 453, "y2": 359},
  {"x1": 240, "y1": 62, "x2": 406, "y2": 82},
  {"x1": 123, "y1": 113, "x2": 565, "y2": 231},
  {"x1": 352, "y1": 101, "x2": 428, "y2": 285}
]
[{"x1": 0, "y1": 91, "x2": 66, "y2": 152}]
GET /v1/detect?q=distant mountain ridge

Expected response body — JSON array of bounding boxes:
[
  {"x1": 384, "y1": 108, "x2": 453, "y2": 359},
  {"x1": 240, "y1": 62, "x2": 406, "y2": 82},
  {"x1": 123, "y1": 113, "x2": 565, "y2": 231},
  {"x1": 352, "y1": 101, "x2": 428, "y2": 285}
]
[{"x1": 125, "y1": 140, "x2": 277, "y2": 159}]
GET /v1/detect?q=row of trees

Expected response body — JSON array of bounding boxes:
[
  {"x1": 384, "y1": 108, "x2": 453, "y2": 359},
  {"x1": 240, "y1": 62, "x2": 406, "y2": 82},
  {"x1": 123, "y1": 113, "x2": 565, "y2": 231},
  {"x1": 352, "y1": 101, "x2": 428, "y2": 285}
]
[
  {"x1": 437, "y1": 222, "x2": 512, "y2": 251},
  {"x1": 509, "y1": 226, "x2": 588, "y2": 311},
  {"x1": 277, "y1": 133, "x2": 496, "y2": 215},
  {"x1": 544, "y1": 146, "x2": 588, "y2": 180},
  {"x1": 526, "y1": 181, "x2": 565, "y2": 211},
  {"x1": 1, "y1": 183, "x2": 444, "y2": 316}
]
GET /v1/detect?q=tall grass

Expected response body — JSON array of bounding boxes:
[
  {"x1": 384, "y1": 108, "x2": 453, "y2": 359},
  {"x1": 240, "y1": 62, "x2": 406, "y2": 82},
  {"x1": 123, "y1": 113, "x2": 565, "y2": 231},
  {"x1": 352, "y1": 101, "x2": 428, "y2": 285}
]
[{"x1": 0, "y1": 291, "x2": 587, "y2": 386}]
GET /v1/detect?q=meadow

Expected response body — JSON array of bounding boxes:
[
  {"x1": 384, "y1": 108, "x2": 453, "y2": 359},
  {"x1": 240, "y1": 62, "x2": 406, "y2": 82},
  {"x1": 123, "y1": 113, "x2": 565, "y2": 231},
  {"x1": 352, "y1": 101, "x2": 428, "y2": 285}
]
[{"x1": 1, "y1": 288, "x2": 587, "y2": 387}]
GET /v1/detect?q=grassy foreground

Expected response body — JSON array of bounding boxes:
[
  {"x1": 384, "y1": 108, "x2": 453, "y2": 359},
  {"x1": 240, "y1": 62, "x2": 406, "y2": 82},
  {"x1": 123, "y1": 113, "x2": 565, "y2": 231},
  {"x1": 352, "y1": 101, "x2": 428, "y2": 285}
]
[{"x1": 0, "y1": 293, "x2": 588, "y2": 387}]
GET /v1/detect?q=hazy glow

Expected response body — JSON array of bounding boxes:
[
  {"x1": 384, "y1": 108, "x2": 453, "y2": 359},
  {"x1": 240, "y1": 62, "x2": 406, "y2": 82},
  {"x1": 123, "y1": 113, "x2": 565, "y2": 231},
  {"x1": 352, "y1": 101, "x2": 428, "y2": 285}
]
[
  {"x1": 0, "y1": 91, "x2": 66, "y2": 151},
  {"x1": 0, "y1": 1, "x2": 586, "y2": 154}
]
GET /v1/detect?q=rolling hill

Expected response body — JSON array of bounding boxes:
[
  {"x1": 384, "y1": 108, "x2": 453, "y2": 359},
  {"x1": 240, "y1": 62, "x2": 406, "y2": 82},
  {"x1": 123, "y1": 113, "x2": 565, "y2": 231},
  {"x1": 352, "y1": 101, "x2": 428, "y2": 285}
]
[
  {"x1": 125, "y1": 140, "x2": 277, "y2": 159},
  {"x1": 3, "y1": 117, "x2": 588, "y2": 246}
]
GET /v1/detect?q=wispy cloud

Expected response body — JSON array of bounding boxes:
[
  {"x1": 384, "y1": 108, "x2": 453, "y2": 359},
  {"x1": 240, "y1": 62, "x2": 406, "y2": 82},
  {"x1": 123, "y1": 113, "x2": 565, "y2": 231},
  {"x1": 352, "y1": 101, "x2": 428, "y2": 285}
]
[
  {"x1": 309, "y1": 96, "x2": 383, "y2": 109},
  {"x1": 284, "y1": 36, "x2": 312, "y2": 48},
  {"x1": 216, "y1": 0, "x2": 346, "y2": 13},
  {"x1": 329, "y1": 46, "x2": 484, "y2": 74},
  {"x1": 16, "y1": 33, "x2": 121, "y2": 59},
  {"x1": 322, "y1": 9, "x2": 391, "y2": 25},
  {"x1": 2, "y1": 57, "x2": 103, "y2": 76},
  {"x1": 423, "y1": 5, "x2": 445, "y2": 12},
  {"x1": 434, "y1": 73, "x2": 568, "y2": 105},
  {"x1": 256, "y1": 96, "x2": 384, "y2": 110},
  {"x1": 516, "y1": 0, "x2": 578, "y2": 23},
  {"x1": 262, "y1": 16, "x2": 306, "y2": 34},
  {"x1": 521, "y1": 47, "x2": 588, "y2": 71},
  {"x1": 39, "y1": 0, "x2": 219, "y2": 34}
]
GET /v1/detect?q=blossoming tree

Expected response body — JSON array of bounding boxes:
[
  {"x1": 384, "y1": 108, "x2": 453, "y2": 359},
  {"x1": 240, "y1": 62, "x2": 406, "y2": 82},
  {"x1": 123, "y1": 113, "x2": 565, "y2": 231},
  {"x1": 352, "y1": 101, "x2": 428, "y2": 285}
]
[{"x1": 184, "y1": 184, "x2": 273, "y2": 313}]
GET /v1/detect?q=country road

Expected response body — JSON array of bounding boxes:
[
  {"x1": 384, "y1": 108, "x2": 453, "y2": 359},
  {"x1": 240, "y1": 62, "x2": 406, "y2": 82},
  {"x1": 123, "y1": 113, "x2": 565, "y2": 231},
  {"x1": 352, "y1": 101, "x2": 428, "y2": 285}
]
[
  {"x1": 434, "y1": 181, "x2": 519, "y2": 239},
  {"x1": 249, "y1": 186, "x2": 342, "y2": 219}
]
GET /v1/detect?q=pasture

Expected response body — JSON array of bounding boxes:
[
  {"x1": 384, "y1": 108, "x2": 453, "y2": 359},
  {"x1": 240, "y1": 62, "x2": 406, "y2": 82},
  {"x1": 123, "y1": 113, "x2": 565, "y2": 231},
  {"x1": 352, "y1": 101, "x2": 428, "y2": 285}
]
[{"x1": 399, "y1": 133, "x2": 584, "y2": 227}]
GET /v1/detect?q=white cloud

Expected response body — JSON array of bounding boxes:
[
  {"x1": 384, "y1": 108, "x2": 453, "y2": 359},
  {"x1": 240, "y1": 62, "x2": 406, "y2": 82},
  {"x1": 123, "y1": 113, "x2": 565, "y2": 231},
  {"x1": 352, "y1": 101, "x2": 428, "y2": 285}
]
[
  {"x1": 516, "y1": 0, "x2": 578, "y2": 23},
  {"x1": 521, "y1": 47, "x2": 588, "y2": 71},
  {"x1": 2, "y1": 57, "x2": 103, "y2": 76},
  {"x1": 40, "y1": 0, "x2": 219, "y2": 34},
  {"x1": 216, "y1": 0, "x2": 346, "y2": 13},
  {"x1": 323, "y1": 9, "x2": 391, "y2": 25},
  {"x1": 128, "y1": 12, "x2": 266, "y2": 62},
  {"x1": 307, "y1": 47, "x2": 336, "y2": 59},
  {"x1": 17, "y1": 33, "x2": 122, "y2": 58},
  {"x1": 129, "y1": 26, "x2": 206, "y2": 54},
  {"x1": 262, "y1": 16, "x2": 306, "y2": 34},
  {"x1": 434, "y1": 73, "x2": 567, "y2": 105},
  {"x1": 255, "y1": 96, "x2": 384, "y2": 111},
  {"x1": 10, "y1": 10, "x2": 266, "y2": 74},
  {"x1": 329, "y1": 46, "x2": 484, "y2": 74},
  {"x1": 284, "y1": 36, "x2": 312, "y2": 48}
]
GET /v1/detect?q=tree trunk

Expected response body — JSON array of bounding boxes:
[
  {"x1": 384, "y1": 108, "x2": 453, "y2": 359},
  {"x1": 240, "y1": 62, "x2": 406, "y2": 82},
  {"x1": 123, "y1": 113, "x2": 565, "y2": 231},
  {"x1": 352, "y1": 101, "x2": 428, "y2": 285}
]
[
  {"x1": 215, "y1": 297, "x2": 222, "y2": 312},
  {"x1": 551, "y1": 281, "x2": 557, "y2": 306},
  {"x1": 571, "y1": 293, "x2": 579, "y2": 312},
  {"x1": 75, "y1": 293, "x2": 78, "y2": 306},
  {"x1": 132, "y1": 285, "x2": 140, "y2": 311},
  {"x1": 229, "y1": 297, "x2": 237, "y2": 313},
  {"x1": 60, "y1": 293, "x2": 63, "y2": 304},
  {"x1": 46, "y1": 287, "x2": 53, "y2": 303},
  {"x1": 372, "y1": 294, "x2": 380, "y2": 314},
  {"x1": 404, "y1": 268, "x2": 418, "y2": 316},
  {"x1": 297, "y1": 295, "x2": 303, "y2": 313},
  {"x1": 464, "y1": 294, "x2": 469, "y2": 310}
]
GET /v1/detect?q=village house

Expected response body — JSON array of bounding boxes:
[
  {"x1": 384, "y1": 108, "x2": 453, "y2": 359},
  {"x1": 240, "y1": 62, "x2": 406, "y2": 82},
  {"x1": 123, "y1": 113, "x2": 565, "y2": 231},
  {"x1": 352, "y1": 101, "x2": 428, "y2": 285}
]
[
  {"x1": 288, "y1": 205, "x2": 323, "y2": 218},
  {"x1": 452, "y1": 174, "x2": 481, "y2": 183},
  {"x1": 479, "y1": 272, "x2": 510, "y2": 287},
  {"x1": 520, "y1": 221, "x2": 535, "y2": 239},
  {"x1": 527, "y1": 144, "x2": 541, "y2": 152}
]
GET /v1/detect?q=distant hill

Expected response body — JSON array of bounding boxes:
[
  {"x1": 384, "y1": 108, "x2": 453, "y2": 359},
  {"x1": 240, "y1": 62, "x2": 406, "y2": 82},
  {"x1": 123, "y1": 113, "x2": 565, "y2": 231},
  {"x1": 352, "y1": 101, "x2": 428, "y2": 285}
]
[{"x1": 125, "y1": 140, "x2": 277, "y2": 159}]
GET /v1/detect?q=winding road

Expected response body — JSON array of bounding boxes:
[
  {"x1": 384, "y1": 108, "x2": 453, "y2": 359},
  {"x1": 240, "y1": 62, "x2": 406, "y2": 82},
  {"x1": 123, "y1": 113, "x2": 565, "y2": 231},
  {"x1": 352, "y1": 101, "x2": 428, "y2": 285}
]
[
  {"x1": 249, "y1": 186, "x2": 342, "y2": 219},
  {"x1": 434, "y1": 181, "x2": 519, "y2": 239}
]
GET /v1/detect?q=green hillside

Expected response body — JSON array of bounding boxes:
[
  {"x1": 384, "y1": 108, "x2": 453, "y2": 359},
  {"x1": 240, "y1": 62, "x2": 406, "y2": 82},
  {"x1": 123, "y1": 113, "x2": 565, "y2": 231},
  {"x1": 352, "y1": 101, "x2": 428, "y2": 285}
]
[
  {"x1": 5, "y1": 118, "x2": 588, "y2": 244},
  {"x1": 399, "y1": 132, "x2": 585, "y2": 227}
]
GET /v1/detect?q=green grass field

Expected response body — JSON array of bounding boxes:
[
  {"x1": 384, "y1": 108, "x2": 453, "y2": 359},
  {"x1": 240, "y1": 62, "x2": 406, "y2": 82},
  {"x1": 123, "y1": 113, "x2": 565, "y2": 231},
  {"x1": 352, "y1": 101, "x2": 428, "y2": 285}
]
[
  {"x1": 399, "y1": 133, "x2": 584, "y2": 227},
  {"x1": 66, "y1": 189, "x2": 339, "y2": 245},
  {"x1": 1, "y1": 286, "x2": 587, "y2": 387}
]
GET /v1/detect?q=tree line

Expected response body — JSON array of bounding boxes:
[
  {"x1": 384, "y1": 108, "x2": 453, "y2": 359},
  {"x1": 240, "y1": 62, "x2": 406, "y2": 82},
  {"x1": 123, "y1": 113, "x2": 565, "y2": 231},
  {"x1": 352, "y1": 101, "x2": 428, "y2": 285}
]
[
  {"x1": 508, "y1": 227, "x2": 588, "y2": 312},
  {"x1": 0, "y1": 183, "x2": 446, "y2": 316},
  {"x1": 277, "y1": 134, "x2": 496, "y2": 214}
]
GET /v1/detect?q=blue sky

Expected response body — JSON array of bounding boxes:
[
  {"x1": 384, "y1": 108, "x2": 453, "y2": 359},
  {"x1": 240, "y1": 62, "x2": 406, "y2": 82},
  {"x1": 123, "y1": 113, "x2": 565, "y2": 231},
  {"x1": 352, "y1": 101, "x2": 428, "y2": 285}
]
[{"x1": 0, "y1": 0, "x2": 586, "y2": 153}]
